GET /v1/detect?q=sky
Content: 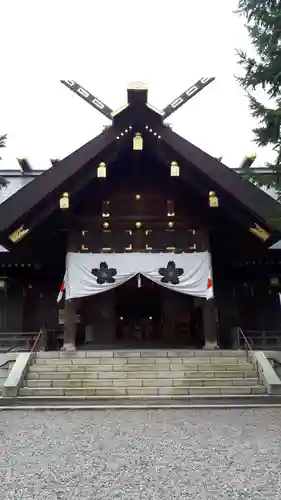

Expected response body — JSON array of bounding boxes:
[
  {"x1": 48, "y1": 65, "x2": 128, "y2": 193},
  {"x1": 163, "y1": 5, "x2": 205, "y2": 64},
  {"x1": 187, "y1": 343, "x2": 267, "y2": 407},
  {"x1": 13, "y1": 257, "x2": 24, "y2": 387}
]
[{"x1": 0, "y1": 0, "x2": 276, "y2": 171}]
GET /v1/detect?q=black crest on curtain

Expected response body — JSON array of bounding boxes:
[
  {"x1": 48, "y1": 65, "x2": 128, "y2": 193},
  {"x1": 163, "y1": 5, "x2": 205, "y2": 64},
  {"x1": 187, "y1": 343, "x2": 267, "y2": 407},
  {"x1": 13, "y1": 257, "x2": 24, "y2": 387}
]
[
  {"x1": 91, "y1": 262, "x2": 117, "y2": 285},
  {"x1": 158, "y1": 261, "x2": 184, "y2": 285}
]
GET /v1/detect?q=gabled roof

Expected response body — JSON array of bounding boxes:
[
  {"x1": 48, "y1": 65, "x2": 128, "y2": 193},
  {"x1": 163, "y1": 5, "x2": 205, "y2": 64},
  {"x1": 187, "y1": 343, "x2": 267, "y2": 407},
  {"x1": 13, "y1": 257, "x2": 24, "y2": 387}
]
[
  {"x1": 161, "y1": 127, "x2": 281, "y2": 226},
  {"x1": 0, "y1": 127, "x2": 115, "y2": 231},
  {"x1": 0, "y1": 84, "x2": 281, "y2": 249}
]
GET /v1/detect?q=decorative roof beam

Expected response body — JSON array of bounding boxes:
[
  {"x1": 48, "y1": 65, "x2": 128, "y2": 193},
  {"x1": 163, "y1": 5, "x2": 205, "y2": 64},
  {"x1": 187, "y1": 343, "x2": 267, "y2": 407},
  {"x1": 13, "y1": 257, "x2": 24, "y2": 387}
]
[
  {"x1": 17, "y1": 157, "x2": 33, "y2": 173},
  {"x1": 239, "y1": 154, "x2": 257, "y2": 170},
  {"x1": 61, "y1": 80, "x2": 114, "y2": 120},
  {"x1": 162, "y1": 77, "x2": 215, "y2": 119}
]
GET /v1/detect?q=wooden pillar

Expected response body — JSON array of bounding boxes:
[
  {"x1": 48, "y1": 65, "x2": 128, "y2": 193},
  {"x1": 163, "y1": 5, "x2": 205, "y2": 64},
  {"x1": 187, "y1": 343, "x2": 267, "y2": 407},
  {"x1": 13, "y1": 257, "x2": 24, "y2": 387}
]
[
  {"x1": 62, "y1": 299, "x2": 77, "y2": 350},
  {"x1": 203, "y1": 299, "x2": 219, "y2": 349}
]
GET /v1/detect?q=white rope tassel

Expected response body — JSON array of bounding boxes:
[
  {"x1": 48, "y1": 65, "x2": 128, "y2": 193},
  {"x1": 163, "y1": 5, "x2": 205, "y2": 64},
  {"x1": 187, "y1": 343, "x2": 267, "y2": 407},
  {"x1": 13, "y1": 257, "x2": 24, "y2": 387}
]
[{"x1": 137, "y1": 273, "x2": 142, "y2": 288}]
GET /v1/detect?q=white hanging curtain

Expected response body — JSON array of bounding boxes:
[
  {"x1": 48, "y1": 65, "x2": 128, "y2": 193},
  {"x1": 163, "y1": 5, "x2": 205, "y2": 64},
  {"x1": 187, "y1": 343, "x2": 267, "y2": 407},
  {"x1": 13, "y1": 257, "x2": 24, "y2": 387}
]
[{"x1": 65, "y1": 251, "x2": 213, "y2": 300}]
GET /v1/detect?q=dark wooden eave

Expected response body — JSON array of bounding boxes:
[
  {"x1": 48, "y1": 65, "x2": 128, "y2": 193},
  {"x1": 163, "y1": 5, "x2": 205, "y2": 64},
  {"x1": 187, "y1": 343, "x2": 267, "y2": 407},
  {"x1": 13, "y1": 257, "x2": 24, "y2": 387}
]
[
  {"x1": 0, "y1": 127, "x2": 115, "y2": 231},
  {"x1": 161, "y1": 127, "x2": 281, "y2": 228}
]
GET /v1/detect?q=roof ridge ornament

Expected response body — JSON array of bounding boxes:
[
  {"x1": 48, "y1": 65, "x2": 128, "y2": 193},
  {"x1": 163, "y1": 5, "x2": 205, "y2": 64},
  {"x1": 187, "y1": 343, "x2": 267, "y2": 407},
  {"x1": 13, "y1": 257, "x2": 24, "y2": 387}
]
[{"x1": 127, "y1": 82, "x2": 148, "y2": 90}]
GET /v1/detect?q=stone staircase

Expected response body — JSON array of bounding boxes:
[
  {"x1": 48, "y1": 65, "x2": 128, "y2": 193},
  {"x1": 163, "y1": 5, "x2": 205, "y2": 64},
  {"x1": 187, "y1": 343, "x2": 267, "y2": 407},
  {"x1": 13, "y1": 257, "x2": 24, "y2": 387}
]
[{"x1": 16, "y1": 350, "x2": 267, "y2": 405}]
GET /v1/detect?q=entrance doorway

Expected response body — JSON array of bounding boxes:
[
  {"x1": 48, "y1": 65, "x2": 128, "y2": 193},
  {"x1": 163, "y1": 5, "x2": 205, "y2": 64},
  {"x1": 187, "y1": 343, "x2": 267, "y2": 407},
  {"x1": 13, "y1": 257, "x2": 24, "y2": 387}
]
[
  {"x1": 115, "y1": 276, "x2": 162, "y2": 346},
  {"x1": 115, "y1": 276, "x2": 204, "y2": 348},
  {"x1": 76, "y1": 277, "x2": 205, "y2": 348}
]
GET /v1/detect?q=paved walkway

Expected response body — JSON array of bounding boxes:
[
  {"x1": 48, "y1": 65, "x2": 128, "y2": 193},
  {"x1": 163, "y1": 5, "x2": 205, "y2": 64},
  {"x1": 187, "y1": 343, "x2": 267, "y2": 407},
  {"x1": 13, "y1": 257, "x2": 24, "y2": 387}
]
[{"x1": 1, "y1": 409, "x2": 281, "y2": 499}]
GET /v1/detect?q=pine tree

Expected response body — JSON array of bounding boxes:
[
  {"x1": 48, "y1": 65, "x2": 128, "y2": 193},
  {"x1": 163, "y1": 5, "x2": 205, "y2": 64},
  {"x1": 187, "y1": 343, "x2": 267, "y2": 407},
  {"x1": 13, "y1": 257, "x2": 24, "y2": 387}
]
[
  {"x1": 236, "y1": 0, "x2": 281, "y2": 199},
  {"x1": 0, "y1": 134, "x2": 9, "y2": 189}
]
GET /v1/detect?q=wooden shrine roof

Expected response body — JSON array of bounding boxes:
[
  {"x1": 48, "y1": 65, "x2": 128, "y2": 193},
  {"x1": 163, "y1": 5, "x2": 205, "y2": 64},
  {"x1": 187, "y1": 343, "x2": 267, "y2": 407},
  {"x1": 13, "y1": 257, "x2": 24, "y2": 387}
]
[
  {"x1": 161, "y1": 126, "x2": 281, "y2": 227},
  {"x1": 0, "y1": 86, "x2": 281, "y2": 249}
]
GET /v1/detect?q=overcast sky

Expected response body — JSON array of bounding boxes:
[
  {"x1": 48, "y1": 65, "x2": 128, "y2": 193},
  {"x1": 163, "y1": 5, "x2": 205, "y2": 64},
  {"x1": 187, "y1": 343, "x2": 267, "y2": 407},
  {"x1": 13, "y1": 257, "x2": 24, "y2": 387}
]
[{"x1": 0, "y1": 0, "x2": 276, "y2": 171}]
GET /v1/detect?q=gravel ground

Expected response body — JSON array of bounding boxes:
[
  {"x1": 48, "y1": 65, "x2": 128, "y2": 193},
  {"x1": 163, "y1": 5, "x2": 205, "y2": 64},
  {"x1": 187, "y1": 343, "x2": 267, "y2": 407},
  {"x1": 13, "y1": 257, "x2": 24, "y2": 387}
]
[{"x1": 1, "y1": 409, "x2": 281, "y2": 500}]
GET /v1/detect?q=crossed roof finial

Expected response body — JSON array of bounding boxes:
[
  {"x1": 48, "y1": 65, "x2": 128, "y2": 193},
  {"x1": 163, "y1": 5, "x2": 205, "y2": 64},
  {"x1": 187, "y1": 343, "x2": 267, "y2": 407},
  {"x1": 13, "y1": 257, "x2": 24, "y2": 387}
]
[{"x1": 61, "y1": 76, "x2": 215, "y2": 121}]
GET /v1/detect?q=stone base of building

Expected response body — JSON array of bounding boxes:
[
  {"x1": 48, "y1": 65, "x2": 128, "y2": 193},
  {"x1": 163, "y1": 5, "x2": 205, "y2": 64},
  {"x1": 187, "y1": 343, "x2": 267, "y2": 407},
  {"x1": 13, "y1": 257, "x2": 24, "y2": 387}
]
[
  {"x1": 203, "y1": 340, "x2": 219, "y2": 350},
  {"x1": 61, "y1": 342, "x2": 76, "y2": 351}
]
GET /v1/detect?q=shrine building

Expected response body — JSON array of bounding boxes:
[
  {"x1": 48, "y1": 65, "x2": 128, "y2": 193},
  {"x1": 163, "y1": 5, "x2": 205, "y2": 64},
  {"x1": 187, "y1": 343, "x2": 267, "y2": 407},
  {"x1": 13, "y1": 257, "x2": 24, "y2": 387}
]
[{"x1": 1, "y1": 81, "x2": 281, "y2": 351}]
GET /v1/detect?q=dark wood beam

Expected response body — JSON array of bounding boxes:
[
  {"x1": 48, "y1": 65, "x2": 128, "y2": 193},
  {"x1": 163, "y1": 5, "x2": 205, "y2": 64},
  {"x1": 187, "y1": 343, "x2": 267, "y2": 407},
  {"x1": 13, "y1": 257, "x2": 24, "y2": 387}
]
[{"x1": 61, "y1": 80, "x2": 114, "y2": 120}]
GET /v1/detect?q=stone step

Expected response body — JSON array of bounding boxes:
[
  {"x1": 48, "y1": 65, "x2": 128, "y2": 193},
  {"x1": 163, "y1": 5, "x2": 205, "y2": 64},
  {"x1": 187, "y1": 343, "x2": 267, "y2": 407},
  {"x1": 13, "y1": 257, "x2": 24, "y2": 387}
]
[
  {"x1": 19, "y1": 385, "x2": 266, "y2": 397},
  {"x1": 27, "y1": 369, "x2": 257, "y2": 380},
  {"x1": 29, "y1": 363, "x2": 254, "y2": 372},
  {"x1": 29, "y1": 370, "x2": 256, "y2": 379},
  {"x1": 36, "y1": 350, "x2": 247, "y2": 359},
  {"x1": 4, "y1": 394, "x2": 279, "y2": 409},
  {"x1": 34, "y1": 356, "x2": 249, "y2": 365},
  {"x1": 25, "y1": 377, "x2": 259, "y2": 389}
]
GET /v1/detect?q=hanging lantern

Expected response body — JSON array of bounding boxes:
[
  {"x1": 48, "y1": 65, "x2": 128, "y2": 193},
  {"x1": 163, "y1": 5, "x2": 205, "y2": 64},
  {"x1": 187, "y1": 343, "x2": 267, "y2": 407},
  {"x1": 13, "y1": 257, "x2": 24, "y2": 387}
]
[
  {"x1": 133, "y1": 133, "x2": 143, "y2": 151},
  {"x1": 59, "y1": 192, "x2": 69, "y2": 210},
  {"x1": 209, "y1": 191, "x2": 219, "y2": 208},
  {"x1": 0, "y1": 278, "x2": 7, "y2": 292},
  {"x1": 135, "y1": 221, "x2": 142, "y2": 228},
  {"x1": 170, "y1": 161, "x2": 180, "y2": 177},
  {"x1": 137, "y1": 273, "x2": 142, "y2": 288},
  {"x1": 97, "y1": 162, "x2": 107, "y2": 178}
]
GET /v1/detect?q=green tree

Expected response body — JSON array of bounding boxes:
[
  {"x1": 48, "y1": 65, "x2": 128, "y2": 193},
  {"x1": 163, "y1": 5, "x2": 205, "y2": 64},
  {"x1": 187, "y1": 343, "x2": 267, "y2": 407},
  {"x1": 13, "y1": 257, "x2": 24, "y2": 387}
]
[
  {"x1": 0, "y1": 134, "x2": 9, "y2": 189},
  {"x1": 236, "y1": 0, "x2": 281, "y2": 199}
]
